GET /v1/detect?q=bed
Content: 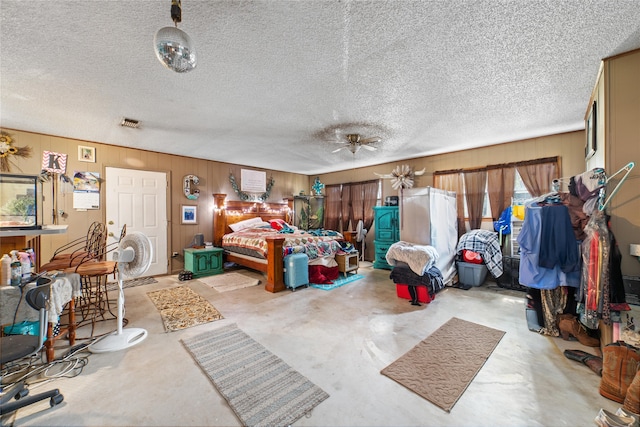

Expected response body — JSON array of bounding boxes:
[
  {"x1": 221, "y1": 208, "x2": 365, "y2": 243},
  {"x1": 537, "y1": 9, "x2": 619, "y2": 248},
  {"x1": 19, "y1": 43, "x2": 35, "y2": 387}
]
[{"x1": 212, "y1": 194, "x2": 347, "y2": 292}]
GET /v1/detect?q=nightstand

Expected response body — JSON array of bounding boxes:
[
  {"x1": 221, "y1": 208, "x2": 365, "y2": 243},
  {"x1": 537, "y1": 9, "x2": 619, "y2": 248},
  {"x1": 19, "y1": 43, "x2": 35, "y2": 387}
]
[
  {"x1": 336, "y1": 252, "x2": 359, "y2": 277},
  {"x1": 183, "y1": 247, "x2": 223, "y2": 278}
]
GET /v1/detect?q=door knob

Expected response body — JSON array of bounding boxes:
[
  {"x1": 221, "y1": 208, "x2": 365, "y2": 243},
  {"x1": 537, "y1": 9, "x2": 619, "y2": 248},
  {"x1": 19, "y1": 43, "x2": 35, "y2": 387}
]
[{"x1": 108, "y1": 221, "x2": 114, "y2": 225}]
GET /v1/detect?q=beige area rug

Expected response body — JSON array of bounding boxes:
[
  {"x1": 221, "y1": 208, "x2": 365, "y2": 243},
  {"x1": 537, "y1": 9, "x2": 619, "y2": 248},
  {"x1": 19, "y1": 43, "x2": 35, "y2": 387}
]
[
  {"x1": 198, "y1": 272, "x2": 260, "y2": 293},
  {"x1": 182, "y1": 323, "x2": 329, "y2": 427},
  {"x1": 381, "y1": 317, "x2": 505, "y2": 412},
  {"x1": 146, "y1": 286, "x2": 223, "y2": 332}
]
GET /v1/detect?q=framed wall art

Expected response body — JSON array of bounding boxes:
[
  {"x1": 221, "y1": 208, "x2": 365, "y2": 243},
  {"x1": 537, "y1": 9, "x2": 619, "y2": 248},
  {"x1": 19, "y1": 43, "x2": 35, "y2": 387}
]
[
  {"x1": 78, "y1": 145, "x2": 96, "y2": 163},
  {"x1": 585, "y1": 100, "x2": 597, "y2": 160},
  {"x1": 181, "y1": 205, "x2": 197, "y2": 225}
]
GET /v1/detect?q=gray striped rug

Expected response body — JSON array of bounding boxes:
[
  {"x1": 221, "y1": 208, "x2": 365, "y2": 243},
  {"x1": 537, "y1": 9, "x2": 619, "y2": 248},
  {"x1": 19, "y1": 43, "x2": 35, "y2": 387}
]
[{"x1": 181, "y1": 323, "x2": 329, "y2": 426}]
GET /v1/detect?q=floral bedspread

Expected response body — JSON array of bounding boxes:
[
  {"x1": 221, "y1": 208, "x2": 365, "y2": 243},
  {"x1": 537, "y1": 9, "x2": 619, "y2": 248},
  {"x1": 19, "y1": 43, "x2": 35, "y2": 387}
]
[{"x1": 222, "y1": 226, "x2": 343, "y2": 260}]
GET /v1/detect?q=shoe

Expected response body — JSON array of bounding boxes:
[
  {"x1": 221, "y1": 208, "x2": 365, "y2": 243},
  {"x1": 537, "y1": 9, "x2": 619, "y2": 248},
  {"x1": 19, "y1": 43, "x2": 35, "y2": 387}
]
[
  {"x1": 616, "y1": 408, "x2": 639, "y2": 427},
  {"x1": 595, "y1": 408, "x2": 637, "y2": 427},
  {"x1": 558, "y1": 316, "x2": 600, "y2": 347},
  {"x1": 563, "y1": 349, "x2": 603, "y2": 376},
  {"x1": 623, "y1": 369, "x2": 640, "y2": 417},
  {"x1": 600, "y1": 342, "x2": 640, "y2": 403}
]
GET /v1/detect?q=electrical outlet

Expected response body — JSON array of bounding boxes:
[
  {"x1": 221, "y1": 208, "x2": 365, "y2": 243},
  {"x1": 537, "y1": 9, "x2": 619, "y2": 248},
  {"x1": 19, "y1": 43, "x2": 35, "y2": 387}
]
[
  {"x1": 630, "y1": 244, "x2": 640, "y2": 257},
  {"x1": 172, "y1": 251, "x2": 179, "y2": 258}
]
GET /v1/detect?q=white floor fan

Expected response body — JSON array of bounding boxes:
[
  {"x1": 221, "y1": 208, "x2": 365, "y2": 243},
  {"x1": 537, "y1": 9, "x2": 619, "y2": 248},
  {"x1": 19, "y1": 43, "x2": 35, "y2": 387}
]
[
  {"x1": 89, "y1": 232, "x2": 152, "y2": 353},
  {"x1": 356, "y1": 220, "x2": 368, "y2": 262}
]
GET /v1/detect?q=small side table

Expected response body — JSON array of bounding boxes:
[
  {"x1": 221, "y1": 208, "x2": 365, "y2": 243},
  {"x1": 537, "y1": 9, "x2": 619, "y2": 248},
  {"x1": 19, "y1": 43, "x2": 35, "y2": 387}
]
[
  {"x1": 183, "y1": 247, "x2": 223, "y2": 278},
  {"x1": 336, "y1": 252, "x2": 359, "y2": 277}
]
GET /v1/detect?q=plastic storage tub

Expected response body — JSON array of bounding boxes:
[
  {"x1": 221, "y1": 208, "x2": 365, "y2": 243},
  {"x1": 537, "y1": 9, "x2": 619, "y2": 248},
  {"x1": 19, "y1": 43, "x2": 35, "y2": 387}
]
[{"x1": 457, "y1": 261, "x2": 488, "y2": 287}]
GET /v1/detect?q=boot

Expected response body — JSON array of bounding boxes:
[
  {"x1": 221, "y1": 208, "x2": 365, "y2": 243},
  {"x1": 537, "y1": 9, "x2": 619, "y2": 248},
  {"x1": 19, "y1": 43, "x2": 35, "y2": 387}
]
[
  {"x1": 558, "y1": 316, "x2": 600, "y2": 347},
  {"x1": 556, "y1": 312, "x2": 575, "y2": 325},
  {"x1": 624, "y1": 368, "x2": 640, "y2": 416},
  {"x1": 600, "y1": 342, "x2": 640, "y2": 404}
]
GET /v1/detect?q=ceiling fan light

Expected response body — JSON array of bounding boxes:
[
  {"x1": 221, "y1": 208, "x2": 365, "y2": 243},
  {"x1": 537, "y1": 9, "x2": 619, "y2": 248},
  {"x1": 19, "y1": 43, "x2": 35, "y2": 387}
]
[{"x1": 154, "y1": 26, "x2": 197, "y2": 73}]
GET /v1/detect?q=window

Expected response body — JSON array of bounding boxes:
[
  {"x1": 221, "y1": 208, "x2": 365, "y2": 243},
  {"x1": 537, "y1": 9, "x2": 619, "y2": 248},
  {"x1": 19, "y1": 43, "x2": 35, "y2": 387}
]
[
  {"x1": 512, "y1": 170, "x2": 531, "y2": 205},
  {"x1": 462, "y1": 181, "x2": 490, "y2": 218}
]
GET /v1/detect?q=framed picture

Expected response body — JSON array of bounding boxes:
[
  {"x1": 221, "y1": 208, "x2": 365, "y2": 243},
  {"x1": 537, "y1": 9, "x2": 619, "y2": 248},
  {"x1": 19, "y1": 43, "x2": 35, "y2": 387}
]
[
  {"x1": 78, "y1": 145, "x2": 96, "y2": 163},
  {"x1": 585, "y1": 100, "x2": 597, "y2": 160},
  {"x1": 181, "y1": 205, "x2": 197, "y2": 225}
]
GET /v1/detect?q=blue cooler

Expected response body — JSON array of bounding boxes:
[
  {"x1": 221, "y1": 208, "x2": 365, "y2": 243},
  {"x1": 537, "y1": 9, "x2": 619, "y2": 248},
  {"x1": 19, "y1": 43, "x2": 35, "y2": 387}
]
[{"x1": 284, "y1": 253, "x2": 309, "y2": 291}]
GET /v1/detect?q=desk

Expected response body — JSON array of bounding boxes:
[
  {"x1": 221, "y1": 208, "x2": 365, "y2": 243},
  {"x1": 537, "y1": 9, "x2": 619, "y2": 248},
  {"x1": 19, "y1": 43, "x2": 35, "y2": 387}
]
[
  {"x1": 0, "y1": 225, "x2": 68, "y2": 271},
  {"x1": 0, "y1": 273, "x2": 80, "y2": 361}
]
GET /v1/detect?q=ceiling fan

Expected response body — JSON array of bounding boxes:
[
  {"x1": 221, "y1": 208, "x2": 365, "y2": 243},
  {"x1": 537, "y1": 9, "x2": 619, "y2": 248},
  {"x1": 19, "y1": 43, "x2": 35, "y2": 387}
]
[{"x1": 331, "y1": 133, "x2": 381, "y2": 154}]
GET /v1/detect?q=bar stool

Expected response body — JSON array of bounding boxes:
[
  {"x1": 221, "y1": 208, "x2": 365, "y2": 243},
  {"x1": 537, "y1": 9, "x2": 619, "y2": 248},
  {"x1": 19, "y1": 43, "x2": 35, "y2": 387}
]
[{"x1": 65, "y1": 225, "x2": 125, "y2": 338}]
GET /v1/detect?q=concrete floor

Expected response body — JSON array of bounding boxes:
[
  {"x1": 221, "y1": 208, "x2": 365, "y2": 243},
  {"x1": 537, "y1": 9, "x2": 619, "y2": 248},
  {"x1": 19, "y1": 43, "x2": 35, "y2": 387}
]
[{"x1": 2, "y1": 264, "x2": 621, "y2": 427}]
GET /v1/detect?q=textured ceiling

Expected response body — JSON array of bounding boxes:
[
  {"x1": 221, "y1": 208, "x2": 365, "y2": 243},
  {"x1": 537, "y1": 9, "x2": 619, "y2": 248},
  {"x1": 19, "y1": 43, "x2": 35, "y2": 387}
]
[{"x1": 2, "y1": 1, "x2": 640, "y2": 175}]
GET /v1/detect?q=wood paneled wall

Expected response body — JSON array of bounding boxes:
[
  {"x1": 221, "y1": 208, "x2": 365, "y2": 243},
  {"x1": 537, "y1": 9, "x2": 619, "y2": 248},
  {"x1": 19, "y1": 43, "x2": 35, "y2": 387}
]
[
  {"x1": 0, "y1": 129, "x2": 308, "y2": 273},
  {"x1": 604, "y1": 50, "x2": 640, "y2": 276},
  {"x1": 318, "y1": 130, "x2": 585, "y2": 203}
]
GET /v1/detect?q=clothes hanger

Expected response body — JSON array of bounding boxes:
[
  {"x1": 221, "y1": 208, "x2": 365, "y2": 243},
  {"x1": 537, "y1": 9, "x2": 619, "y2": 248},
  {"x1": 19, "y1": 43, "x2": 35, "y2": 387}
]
[{"x1": 598, "y1": 162, "x2": 635, "y2": 211}]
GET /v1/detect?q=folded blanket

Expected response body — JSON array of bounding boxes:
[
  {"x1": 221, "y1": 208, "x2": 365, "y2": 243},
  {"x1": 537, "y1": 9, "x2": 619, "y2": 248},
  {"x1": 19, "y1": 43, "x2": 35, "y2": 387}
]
[
  {"x1": 456, "y1": 229, "x2": 503, "y2": 277},
  {"x1": 385, "y1": 241, "x2": 439, "y2": 276}
]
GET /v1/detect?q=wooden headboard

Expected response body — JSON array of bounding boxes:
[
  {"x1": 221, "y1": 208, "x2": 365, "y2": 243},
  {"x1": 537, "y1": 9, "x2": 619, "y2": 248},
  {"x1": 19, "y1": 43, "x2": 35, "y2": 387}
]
[{"x1": 212, "y1": 194, "x2": 293, "y2": 247}]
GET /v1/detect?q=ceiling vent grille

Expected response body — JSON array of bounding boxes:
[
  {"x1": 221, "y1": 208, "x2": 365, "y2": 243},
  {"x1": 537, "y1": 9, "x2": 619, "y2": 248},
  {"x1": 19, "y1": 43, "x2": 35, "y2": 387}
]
[{"x1": 120, "y1": 118, "x2": 140, "y2": 129}]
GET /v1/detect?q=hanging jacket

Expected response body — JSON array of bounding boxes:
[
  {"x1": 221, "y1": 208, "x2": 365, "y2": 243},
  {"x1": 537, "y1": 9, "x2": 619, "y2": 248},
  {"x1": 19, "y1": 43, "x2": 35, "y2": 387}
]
[
  {"x1": 538, "y1": 204, "x2": 580, "y2": 273},
  {"x1": 517, "y1": 202, "x2": 580, "y2": 289}
]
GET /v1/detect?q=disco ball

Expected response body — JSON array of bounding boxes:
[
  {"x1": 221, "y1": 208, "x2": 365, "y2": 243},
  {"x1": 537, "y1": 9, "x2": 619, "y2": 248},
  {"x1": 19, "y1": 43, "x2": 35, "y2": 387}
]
[{"x1": 154, "y1": 26, "x2": 197, "y2": 73}]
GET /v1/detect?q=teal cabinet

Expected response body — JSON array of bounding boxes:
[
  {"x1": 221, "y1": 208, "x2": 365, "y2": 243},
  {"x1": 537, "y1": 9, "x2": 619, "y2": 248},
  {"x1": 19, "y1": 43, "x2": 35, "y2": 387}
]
[
  {"x1": 373, "y1": 206, "x2": 399, "y2": 269},
  {"x1": 183, "y1": 247, "x2": 223, "y2": 278}
]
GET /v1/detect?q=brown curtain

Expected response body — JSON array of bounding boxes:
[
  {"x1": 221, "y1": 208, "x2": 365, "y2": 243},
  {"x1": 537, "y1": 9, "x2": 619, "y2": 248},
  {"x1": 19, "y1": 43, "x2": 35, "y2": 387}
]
[
  {"x1": 324, "y1": 184, "x2": 342, "y2": 231},
  {"x1": 362, "y1": 180, "x2": 378, "y2": 231},
  {"x1": 435, "y1": 172, "x2": 465, "y2": 237},
  {"x1": 517, "y1": 161, "x2": 558, "y2": 197},
  {"x1": 463, "y1": 170, "x2": 487, "y2": 230},
  {"x1": 341, "y1": 183, "x2": 352, "y2": 231},
  {"x1": 350, "y1": 182, "x2": 364, "y2": 229},
  {"x1": 487, "y1": 166, "x2": 515, "y2": 220}
]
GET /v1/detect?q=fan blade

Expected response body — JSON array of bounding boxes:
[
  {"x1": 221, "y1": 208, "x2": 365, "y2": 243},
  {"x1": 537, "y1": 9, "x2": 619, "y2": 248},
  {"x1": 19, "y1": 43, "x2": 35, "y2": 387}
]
[
  {"x1": 361, "y1": 136, "x2": 381, "y2": 144},
  {"x1": 332, "y1": 146, "x2": 348, "y2": 153},
  {"x1": 362, "y1": 144, "x2": 377, "y2": 151}
]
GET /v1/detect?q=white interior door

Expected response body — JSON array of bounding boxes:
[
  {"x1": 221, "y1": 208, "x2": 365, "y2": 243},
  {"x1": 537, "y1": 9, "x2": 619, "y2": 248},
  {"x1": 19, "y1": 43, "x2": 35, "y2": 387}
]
[{"x1": 105, "y1": 167, "x2": 168, "y2": 277}]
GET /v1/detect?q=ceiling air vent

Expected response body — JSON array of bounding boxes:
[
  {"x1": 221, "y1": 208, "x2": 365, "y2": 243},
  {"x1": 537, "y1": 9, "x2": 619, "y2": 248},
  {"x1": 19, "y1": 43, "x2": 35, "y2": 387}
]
[{"x1": 120, "y1": 117, "x2": 140, "y2": 129}]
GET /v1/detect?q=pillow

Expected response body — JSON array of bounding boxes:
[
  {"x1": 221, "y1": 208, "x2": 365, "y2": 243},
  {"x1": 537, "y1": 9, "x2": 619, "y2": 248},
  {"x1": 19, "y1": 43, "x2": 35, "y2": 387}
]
[
  {"x1": 269, "y1": 219, "x2": 285, "y2": 231},
  {"x1": 229, "y1": 217, "x2": 264, "y2": 232}
]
